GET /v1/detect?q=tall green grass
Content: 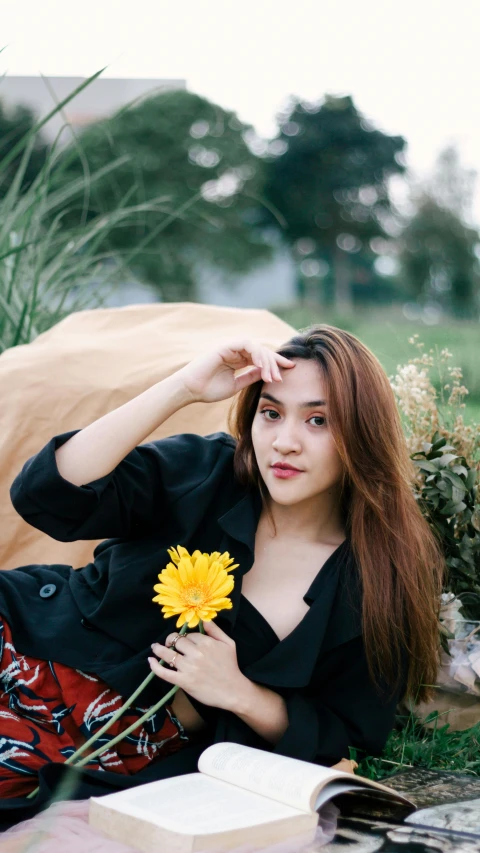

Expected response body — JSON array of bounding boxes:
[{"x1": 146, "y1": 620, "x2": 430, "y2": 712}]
[{"x1": 0, "y1": 69, "x2": 204, "y2": 352}]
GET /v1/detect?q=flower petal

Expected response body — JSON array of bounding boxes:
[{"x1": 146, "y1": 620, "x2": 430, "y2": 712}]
[
  {"x1": 194, "y1": 554, "x2": 210, "y2": 584},
  {"x1": 177, "y1": 545, "x2": 191, "y2": 560},
  {"x1": 207, "y1": 597, "x2": 233, "y2": 610},
  {"x1": 177, "y1": 557, "x2": 193, "y2": 585},
  {"x1": 167, "y1": 547, "x2": 181, "y2": 565}
]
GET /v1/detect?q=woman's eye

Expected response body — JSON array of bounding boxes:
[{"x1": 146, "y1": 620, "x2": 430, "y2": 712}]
[
  {"x1": 309, "y1": 415, "x2": 326, "y2": 427},
  {"x1": 261, "y1": 408, "x2": 280, "y2": 420}
]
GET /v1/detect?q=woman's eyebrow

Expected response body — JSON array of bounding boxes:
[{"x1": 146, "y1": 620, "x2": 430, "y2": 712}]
[{"x1": 259, "y1": 392, "x2": 327, "y2": 408}]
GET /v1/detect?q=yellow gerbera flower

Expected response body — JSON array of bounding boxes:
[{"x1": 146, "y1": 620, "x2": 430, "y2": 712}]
[
  {"x1": 167, "y1": 546, "x2": 238, "y2": 573},
  {"x1": 153, "y1": 547, "x2": 238, "y2": 628}
]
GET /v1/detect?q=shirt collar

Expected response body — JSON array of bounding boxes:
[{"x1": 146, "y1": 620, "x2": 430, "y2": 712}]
[
  {"x1": 217, "y1": 488, "x2": 262, "y2": 556},
  {"x1": 218, "y1": 488, "x2": 352, "y2": 607}
]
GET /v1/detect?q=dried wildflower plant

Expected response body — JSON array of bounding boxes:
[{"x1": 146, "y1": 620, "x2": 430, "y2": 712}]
[
  {"x1": 390, "y1": 336, "x2": 480, "y2": 621},
  {"x1": 390, "y1": 335, "x2": 479, "y2": 482}
]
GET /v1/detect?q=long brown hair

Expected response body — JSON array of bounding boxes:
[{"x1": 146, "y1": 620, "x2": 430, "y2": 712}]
[{"x1": 228, "y1": 325, "x2": 444, "y2": 704}]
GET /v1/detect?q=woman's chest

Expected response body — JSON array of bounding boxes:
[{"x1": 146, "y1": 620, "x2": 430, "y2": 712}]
[
  {"x1": 240, "y1": 541, "x2": 330, "y2": 642},
  {"x1": 242, "y1": 533, "x2": 344, "y2": 640}
]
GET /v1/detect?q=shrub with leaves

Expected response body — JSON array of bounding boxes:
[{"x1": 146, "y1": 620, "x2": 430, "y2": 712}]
[
  {"x1": 412, "y1": 435, "x2": 480, "y2": 619},
  {"x1": 391, "y1": 337, "x2": 480, "y2": 620}
]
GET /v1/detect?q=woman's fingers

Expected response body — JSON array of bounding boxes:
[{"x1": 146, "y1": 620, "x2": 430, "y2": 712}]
[
  {"x1": 248, "y1": 347, "x2": 294, "y2": 383},
  {"x1": 151, "y1": 641, "x2": 184, "y2": 667},
  {"x1": 234, "y1": 366, "x2": 263, "y2": 392},
  {"x1": 260, "y1": 349, "x2": 295, "y2": 383},
  {"x1": 276, "y1": 353, "x2": 296, "y2": 367},
  {"x1": 233, "y1": 347, "x2": 296, "y2": 388},
  {"x1": 219, "y1": 340, "x2": 295, "y2": 386}
]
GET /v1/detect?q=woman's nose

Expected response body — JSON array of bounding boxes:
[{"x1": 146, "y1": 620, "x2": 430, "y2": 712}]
[{"x1": 271, "y1": 423, "x2": 301, "y2": 453}]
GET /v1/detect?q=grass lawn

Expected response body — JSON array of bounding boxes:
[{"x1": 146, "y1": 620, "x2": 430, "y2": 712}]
[
  {"x1": 273, "y1": 305, "x2": 480, "y2": 426},
  {"x1": 355, "y1": 714, "x2": 480, "y2": 781},
  {"x1": 274, "y1": 304, "x2": 480, "y2": 780}
]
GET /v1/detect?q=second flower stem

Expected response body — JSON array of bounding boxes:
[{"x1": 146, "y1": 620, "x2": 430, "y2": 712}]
[
  {"x1": 26, "y1": 623, "x2": 190, "y2": 800},
  {"x1": 73, "y1": 684, "x2": 180, "y2": 768}
]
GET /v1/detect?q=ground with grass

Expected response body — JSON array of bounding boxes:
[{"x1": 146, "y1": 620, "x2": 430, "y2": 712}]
[
  {"x1": 354, "y1": 715, "x2": 480, "y2": 781},
  {"x1": 273, "y1": 305, "x2": 480, "y2": 425}
]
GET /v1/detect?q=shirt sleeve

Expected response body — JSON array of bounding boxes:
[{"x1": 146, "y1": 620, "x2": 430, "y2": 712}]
[
  {"x1": 9, "y1": 429, "x2": 235, "y2": 543},
  {"x1": 271, "y1": 636, "x2": 406, "y2": 766}
]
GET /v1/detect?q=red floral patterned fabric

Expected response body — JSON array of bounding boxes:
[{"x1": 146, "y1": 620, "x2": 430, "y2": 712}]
[{"x1": 0, "y1": 617, "x2": 189, "y2": 798}]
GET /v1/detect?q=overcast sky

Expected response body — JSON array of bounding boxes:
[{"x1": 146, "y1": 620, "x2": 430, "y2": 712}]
[{"x1": 2, "y1": 0, "x2": 480, "y2": 224}]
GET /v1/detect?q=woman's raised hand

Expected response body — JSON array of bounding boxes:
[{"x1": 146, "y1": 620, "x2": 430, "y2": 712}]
[{"x1": 177, "y1": 340, "x2": 295, "y2": 404}]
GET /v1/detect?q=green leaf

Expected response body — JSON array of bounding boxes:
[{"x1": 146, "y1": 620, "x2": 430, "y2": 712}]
[
  {"x1": 452, "y1": 465, "x2": 468, "y2": 477},
  {"x1": 431, "y1": 437, "x2": 448, "y2": 452},
  {"x1": 466, "y1": 469, "x2": 478, "y2": 491},
  {"x1": 440, "y1": 501, "x2": 467, "y2": 515},
  {"x1": 448, "y1": 557, "x2": 467, "y2": 569},
  {"x1": 437, "y1": 453, "x2": 459, "y2": 467},
  {"x1": 451, "y1": 486, "x2": 466, "y2": 504},
  {"x1": 442, "y1": 470, "x2": 467, "y2": 490},
  {"x1": 415, "y1": 460, "x2": 441, "y2": 474},
  {"x1": 440, "y1": 481, "x2": 453, "y2": 499}
]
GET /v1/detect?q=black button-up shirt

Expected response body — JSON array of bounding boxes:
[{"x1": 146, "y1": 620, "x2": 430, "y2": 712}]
[{"x1": 3, "y1": 429, "x2": 405, "y2": 811}]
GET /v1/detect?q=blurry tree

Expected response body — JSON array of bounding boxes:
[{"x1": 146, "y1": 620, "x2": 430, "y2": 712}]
[
  {"x1": 256, "y1": 94, "x2": 406, "y2": 313},
  {"x1": 0, "y1": 100, "x2": 49, "y2": 197},
  {"x1": 399, "y1": 146, "x2": 480, "y2": 318},
  {"x1": 426, "y1": 145, "x2": 476, "y2": 222},
  {"x1": 56, "y1": 89, "x2": 273, "y2": 300}
]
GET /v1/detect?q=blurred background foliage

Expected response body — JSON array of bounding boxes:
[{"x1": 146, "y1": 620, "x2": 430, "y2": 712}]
[
  {"x1": 0, "y1": 73, "x2": 479, "y2": 420},
  {"x1": 1, "y1": 80, "x2": 479, "y2": 314},
  {"x1": 258, "y1": 93, "x2": 407, "y2": 314},
  {"x1": 0, "y1": 100, "x2": 49, "y2": 199},
  {"x1": 53, "y1": 89, "x2": 274, "y2": 301}
]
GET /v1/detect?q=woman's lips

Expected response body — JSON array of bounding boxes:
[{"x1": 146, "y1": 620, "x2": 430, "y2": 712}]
[{"x1": 271, "y1": 466, "x2": 303, "y2": 479}]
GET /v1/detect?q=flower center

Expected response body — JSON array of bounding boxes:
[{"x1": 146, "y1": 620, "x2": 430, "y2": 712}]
[{"x1": 186, "y1": 585, "x2": 205, "y2": 605}]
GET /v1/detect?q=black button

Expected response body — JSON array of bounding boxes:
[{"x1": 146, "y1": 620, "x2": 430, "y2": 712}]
[
  {"x1": 81, "y1": 617, "x2": 95, "y2": 630},
  {"x1": 39, "y1": 584, "x2": 57, "y2": 599}
]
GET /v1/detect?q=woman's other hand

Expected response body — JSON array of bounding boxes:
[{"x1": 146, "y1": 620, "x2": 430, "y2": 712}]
[
  {"x1": 177, "y1": 340, "x2": 295, "y2": 404},
  {"x1": 330, "y1": 758, "x2": 359, "y2": 774}
]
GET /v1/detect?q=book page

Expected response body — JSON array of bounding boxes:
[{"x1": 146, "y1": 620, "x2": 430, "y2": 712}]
[
  {"x1": 199, "y1": 743, "x2": 415, "y2": 812},
  {"x1": 314, "y1": 782, "x2": 374, "y2": 811},
  {"x1": 198, "y1": 742, "x2": 351, "y2": 813},
  {"x1": 93, "y1": 773, "x2": 308, "y2": 835}
]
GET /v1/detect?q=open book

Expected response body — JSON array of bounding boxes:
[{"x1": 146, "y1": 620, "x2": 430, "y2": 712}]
[{"x1": 89, "y1": 742, "x2": 415, "y2": 852}]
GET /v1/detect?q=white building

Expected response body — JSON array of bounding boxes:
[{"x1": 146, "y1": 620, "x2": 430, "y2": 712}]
[{"x1": 0, "y1": 75, "x2": 186, "y2": 144}]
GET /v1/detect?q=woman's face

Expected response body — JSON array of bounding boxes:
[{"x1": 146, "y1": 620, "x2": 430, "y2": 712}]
[{"x1": 250, "y1": 359, "x2": 344, "y2": 508}]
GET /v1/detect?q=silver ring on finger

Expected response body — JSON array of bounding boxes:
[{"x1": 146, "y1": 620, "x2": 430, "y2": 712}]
[
  {"x1": 171, "y1": 634, "x2": 185, "y2": 652},
  {"x1": 169, "y1": 652, "x2": 179, "y2": 669},
  {"x1": 166, "y1": 633, "x2": 181, "y2": 649}
]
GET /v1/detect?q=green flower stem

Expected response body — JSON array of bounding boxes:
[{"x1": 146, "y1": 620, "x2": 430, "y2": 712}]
[
  {"x1": 74, "y1": 620, "x2": 204, "y2": 769},
  {"x1": 65, "y1": 670, "x2": 155, "y2": 766},
  {"x1": 73, "y1": 683, "x2": 179, "y2": 768},
  {"x1": 26, "y1": 622, "x2": 190, "y2": 799}
]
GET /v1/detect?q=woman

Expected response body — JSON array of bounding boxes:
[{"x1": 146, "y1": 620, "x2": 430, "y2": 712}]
[{"x1": 0, "y1": 325, "x2": 444, "y2": 820}]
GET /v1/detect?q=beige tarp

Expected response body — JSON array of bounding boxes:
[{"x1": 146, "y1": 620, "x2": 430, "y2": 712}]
[{"x1": 0, "y1": 303, "x2": 295, "y2": 572}]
